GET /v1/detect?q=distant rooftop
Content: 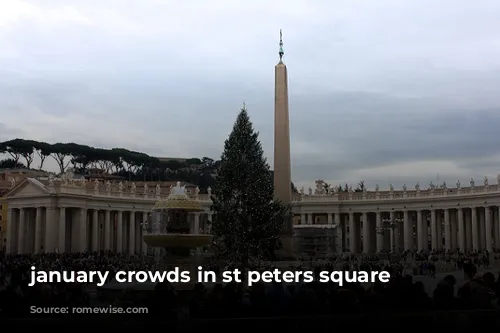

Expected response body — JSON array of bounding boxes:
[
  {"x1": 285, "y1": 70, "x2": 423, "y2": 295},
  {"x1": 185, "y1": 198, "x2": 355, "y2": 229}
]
[
  {"x1": 0, "y1": 168, "x2": 49, "y2": 173},
  {"x1": 156, "y1": 157, "x2": 189, "y2": 162}
]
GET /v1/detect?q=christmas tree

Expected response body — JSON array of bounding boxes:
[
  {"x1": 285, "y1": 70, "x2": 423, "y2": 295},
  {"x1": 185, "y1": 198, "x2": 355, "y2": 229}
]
[{"x1": 211, "y1": 106, "x2": 290, "y2": 266}]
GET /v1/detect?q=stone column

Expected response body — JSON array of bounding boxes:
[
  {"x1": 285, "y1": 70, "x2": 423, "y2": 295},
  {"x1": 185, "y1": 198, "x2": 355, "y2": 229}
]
[
  {"x1": 463, "y1": 211, "x2": 470, "y2": 249},
  {"x1": 362, "y1": 212, "x2": 370, "y2": 253},
  {"x1": 129, "y1": 211, "x2": 136, "y2": 255},
  {"x1": 300, "y1": 213, "x2": 306, "y2": 225},
  {"x1": 142, "y1": 212, "x2": 148, "y2": 254},
  {"x1": 394, "y1": 214, "x2": 402, "y2": 252},
  {"x1": 437, "y1": 212, "x2": 443, "y2": 250},
  {"x1": 6, "y1": 208, "x2": 14, "y2": 253},
  {"x1": 34, "y1": 207, "x2": 43, "y2": 253},
  {"x1": 194, "y1": 213, "x2": 200, "y2": 233},
  {"x1": 494, "y1": 208, "x2": 498, "y2": 249},
  {"x1": 430, "y1": 209, "x2": 437, "y2": 250},
  {"x1": 376, "y1": 211, "x2": 383, "y2": 253},
  {"x1": 307, "y1": 213, "x2": 313, "y2": 225},
  {"x1": 471, "y1": 207, "x2": 479, "y2": 251},
  {"x1": 17, "y1": 208, "x2": 25, "y2": 254},
  {"x1": 80, "y1": 208, "x2": 88, "y2": 252},
  {"x1": 58, "y1": 207, "x2": 66, "y2": 253},
  {"x1": 343, "y1": 215, "x2": 349, "y2": 249},
  {"x1": 388, "y1": 212, "x2": 394, "y2": 252},
  {"x1": 417, "y1": 210, "x2": 425, "y2": 251},
  {"x1": 450, "y1": 210, "x2": 458, "y2": 250},
  {"x1": 403, "y1": 210, "x2": 412, "y2": 251},
  {"x1": 497, "y1": 207, "x2": 500, "y2": 250},
  {"x1": 92, "y1": 210, "x2": 99, "y2": 251},
  {"x1": 457, "y1": 208, "x2": 465, "y2": 252},
  {"x1": 478, "y1": 209, "x2": 485, "y2": 250},
  {"x1": 116, "y1": 211, "x2": 123, "y2": 252},
  {"x1": 334, "y1": 213, "x2": 342, "y2": 253},
  {"x1": 44, "y1": 207, "x2": 57, "y2": 252},
  {"x1": 349, "y1": 212, "x2": 356, "y2": 253},
  {"x1": 104, "y1": 210, "x2": 111, "y2": 251},
  {"x1": 327, "y1": 213, "x2": 333, "y2": 225},
  {"x1": 485, "y1": 206, "x2": 492, "y2": 252},
  {"x1": 444, "y1": 209, "x2": 451, "y2": 250},
  {"x1": 23, "y1": 210, "x2": 31, "y2": 254}
]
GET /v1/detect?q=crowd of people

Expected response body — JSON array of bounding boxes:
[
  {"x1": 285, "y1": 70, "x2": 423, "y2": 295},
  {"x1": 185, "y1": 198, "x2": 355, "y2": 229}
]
[{"x1": 0, "y1": 251, "x2": 499, "y2": 319}]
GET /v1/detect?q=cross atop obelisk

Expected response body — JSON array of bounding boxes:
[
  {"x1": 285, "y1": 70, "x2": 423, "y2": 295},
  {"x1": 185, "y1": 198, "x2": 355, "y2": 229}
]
[
  {"x1": 279, "y1": 29, "x2": 284, "y2": 63},
  {"x1": 274, "y1": 30, "x2": 293, "y2": 251}
]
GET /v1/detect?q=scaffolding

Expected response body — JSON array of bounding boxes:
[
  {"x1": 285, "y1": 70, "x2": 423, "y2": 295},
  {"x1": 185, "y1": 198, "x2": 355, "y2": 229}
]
[{"x1": 293, "y1": 226, "x2": 337, "y2": 258}]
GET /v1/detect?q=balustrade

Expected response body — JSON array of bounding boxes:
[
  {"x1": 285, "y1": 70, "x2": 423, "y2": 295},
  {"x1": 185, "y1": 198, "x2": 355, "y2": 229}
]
[
  {"x1": 35, "y1": 175, "x2": 500, "y2": 203},
  {"x1": 295, "y1": 176, "x2": 500, "y2": 202}
]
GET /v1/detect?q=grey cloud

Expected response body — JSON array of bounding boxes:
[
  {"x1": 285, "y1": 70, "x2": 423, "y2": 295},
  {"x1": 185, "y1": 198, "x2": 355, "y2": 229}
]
[
  {"x1": 0, "y1": 0, "x2": 500, "y2": 189},
  {"x1": 288, "y1": 90, "x2": 500, "y2": 184},
  {"x1": 0, "y1": 123, "x2": 24, "y2": 141}
]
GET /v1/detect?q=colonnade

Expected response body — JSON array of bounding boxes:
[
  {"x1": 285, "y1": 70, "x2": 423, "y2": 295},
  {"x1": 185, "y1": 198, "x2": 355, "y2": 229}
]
[
  {"x1": 8, "y1": 204, "x2": 500, "y2": 255},
  {"x1": 6, "y1": 207, "x2": 212, "y2": 254},
  {"x1": 300, "y1": 206, "x2": 500, "y2": 253}
]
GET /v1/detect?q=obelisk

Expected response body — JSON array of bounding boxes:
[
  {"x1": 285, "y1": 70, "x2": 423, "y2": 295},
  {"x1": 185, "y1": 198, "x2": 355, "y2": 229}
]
[{"x1": 274, "y1": 30, "x2": 294, "y2": 257}]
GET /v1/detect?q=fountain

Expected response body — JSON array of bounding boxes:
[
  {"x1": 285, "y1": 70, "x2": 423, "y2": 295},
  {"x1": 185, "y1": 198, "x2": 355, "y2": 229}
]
[
  {"x1": 143, "y1": 181, "x2": 213, "y2": 277},
  {"x1": 97, "y1": 182, "x2": 213, "y2": 294}
]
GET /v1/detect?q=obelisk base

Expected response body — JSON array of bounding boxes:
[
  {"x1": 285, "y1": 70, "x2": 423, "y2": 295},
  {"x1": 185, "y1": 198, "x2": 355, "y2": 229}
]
[{"x1": 277, "y1": 234, "x2": 295, "y2": 260}]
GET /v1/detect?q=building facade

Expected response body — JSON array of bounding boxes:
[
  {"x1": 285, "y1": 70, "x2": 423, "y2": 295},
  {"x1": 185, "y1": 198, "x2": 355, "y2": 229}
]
[
  {"x1": 3, "y1": 177, "x2": 210, "y2": 254},
  {"x1": 294, "y1": 178, "x2": 500, "y2": 255},
  {"x1": 0, "y1": 168, "x2": 52, "y2": 250},
  {"x1": 0, "y1": 197, "x2": 6, "y2": 251},
  {"x1": 4, "y1": 176, "x2": 500, "y2": 255}
]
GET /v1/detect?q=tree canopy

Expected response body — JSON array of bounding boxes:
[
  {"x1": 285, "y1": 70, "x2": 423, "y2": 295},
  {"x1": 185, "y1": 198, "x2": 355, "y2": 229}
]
[
  {"x1": 211, "y1": 107, "x2": 290, "y2": 266},
  {"x1": 0, "y1": 139, "x2": 219, "y2": 190},
  {"x1": 0, "y1": 138, "x2": 297, "y2": 192}
]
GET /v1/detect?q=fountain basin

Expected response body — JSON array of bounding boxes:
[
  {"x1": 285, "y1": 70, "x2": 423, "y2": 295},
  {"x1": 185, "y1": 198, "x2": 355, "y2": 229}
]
[{"x1": 143, "y1": 234, "x2": 213, "y2": 248}]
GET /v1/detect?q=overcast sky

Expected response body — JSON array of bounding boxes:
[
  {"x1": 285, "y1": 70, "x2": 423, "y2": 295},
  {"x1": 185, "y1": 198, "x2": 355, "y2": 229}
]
[{"x1": 1, "y1": 0, "x2": 500, "y2": 190}]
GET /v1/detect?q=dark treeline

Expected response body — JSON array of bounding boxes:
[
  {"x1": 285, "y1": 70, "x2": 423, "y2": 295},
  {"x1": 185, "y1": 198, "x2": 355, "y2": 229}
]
[
  {"x1": 0, "y1": 138, "x2": 219, "y2": 190},
  {"x1": 0, "y1": 138, "x2": 297, "y2": 192}
]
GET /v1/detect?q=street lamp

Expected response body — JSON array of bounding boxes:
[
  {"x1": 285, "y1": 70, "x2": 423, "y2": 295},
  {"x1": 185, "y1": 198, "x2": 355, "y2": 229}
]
[{"x1": 377, "y1": 216, "x2": 404, "y2": 253}]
